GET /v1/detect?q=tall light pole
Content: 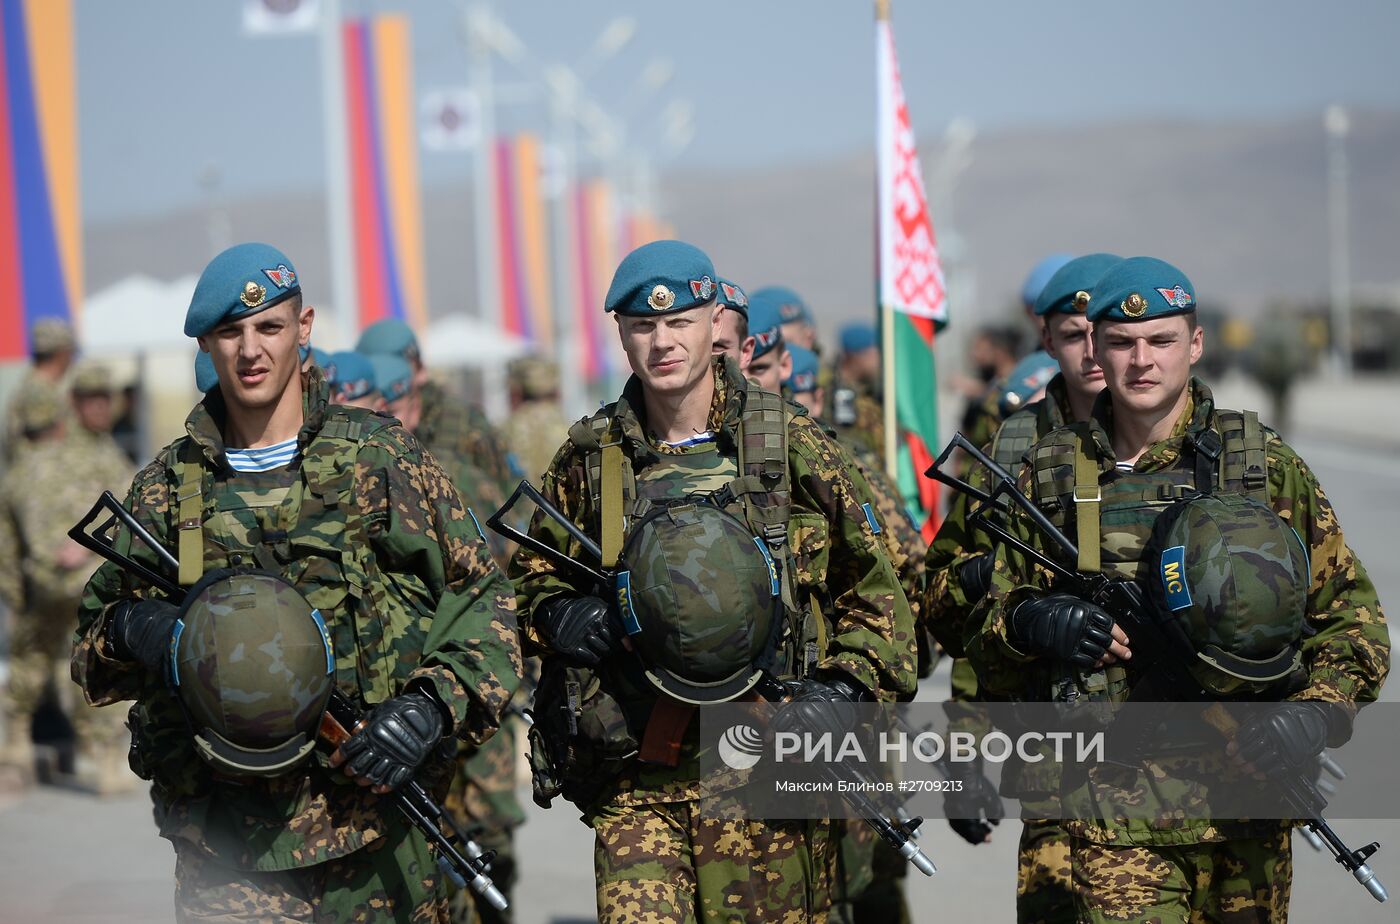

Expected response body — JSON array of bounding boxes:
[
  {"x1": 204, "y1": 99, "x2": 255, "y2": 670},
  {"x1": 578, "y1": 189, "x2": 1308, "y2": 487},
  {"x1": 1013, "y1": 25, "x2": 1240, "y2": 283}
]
[{"x1": 1325, "y1": 104, "x2": 1353, "y2": 378}]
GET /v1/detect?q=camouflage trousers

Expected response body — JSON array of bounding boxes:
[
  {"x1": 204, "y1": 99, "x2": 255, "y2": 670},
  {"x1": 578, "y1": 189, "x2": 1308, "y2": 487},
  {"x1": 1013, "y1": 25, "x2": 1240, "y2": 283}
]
[
  {"x1": 1017, "y1": 820, "x2": 1074, "y2": 924},
  {"x1": 828, "y1": 819, "x2": 909, "y2": 924},
  {"x1": 173, "y1": 824, "x2": 447, "y2": 923},
  {"x1": 1069, "y1": 827, "x2": 1292, "y2": 923},
  {"x1": 3, "y1": 604, "x2": 126, "y2": 756},
  {"x1": 587, "y1": 798, "x2": 835, "y2": 923}
]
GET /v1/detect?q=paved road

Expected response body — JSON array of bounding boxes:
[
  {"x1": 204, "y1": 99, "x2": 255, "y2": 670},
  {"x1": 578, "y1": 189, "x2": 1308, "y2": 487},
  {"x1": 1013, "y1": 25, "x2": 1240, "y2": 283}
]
[{"x1": 0, "y1": 433, "x2": 1394, "y2": 923}]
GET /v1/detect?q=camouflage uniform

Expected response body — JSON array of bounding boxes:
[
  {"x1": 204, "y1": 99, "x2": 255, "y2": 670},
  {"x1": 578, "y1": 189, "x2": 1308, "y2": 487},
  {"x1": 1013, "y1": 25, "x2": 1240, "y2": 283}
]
[
  {"x1": 824, "y1": 372, "x2": 886, "y2": 468},
  {"x1": 419, "y1": 380, "x2": 514, "y2": 497},
  {"x1": 967, "y1": 378, "x2": 1389, "y2": 922},
  {"x1": 72, "y1": 367, "x2": 523, "y2": 922},
  {"x1": 3, "y1": 373, "x2": 65, "y2": 463},
  {"x1": 0, "y1": 424, "x2": 134, "y2": 779},
  {"x1": 500, "y1": 399, "x2": 569, "y2": 485},
  {"x1": 924, "y1": 373, "x2": 1076, "y2": 923},
  {"x1": 511, "y1": 357, "x2": 917, "y2": 923}
]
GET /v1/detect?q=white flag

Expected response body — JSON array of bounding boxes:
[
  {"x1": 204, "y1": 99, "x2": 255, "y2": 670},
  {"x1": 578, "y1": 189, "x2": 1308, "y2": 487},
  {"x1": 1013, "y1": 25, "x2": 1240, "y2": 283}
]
[
  {"x1": 243, "y1": 0, "x2": 320, "y2": 35},
  {"x1": 421, "y1": 88, "x2": 481, "y2": 152}
]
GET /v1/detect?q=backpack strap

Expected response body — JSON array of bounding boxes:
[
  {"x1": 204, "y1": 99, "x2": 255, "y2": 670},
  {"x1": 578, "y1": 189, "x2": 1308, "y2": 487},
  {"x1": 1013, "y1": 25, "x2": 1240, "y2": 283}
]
[
  {"x1": 175, "y1": 440, "x2": 206, "y2": 587},
  {"x1": 568, "y1": 408, "x2": 633, "y2": 568},
  {"x1": 733, "y1": 384, "x2": 792, "y2": 552},
  {"x1": 1216, "y1": 409, "x2": 1269, "y2": 503}
]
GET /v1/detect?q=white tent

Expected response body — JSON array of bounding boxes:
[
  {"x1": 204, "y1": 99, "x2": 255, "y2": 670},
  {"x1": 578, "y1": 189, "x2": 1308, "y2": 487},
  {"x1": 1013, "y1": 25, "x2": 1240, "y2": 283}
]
[
  {"x1": 419, "y1": 314, "x2": 530, "y2": 369},
  {"x1": 79, "y1": 274, "x2": 198, "y2": 357}
]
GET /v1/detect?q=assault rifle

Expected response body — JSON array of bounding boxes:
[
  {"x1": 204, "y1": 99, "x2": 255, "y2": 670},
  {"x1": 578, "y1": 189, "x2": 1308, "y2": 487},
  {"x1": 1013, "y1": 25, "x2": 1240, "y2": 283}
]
[
  {"x1": 489, "y1": 480, "x2": 936, "y2": 877},
  {"x1": 926, "y1": 432, "x2": 1387, "y2": 903},
  {"x1": 69, "y1": 492, "x2": 509, "y2": 912}
]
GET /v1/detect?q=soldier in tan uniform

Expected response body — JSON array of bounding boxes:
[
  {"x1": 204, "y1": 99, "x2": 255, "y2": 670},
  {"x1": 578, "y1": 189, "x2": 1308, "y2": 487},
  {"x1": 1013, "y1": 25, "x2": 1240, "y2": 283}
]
[
  {"x1": 4, "y1": 319, "x2": 75, "y2": 462},
  {"x1": 501, "y1": 356, "x2": 568, "y2": 486}
]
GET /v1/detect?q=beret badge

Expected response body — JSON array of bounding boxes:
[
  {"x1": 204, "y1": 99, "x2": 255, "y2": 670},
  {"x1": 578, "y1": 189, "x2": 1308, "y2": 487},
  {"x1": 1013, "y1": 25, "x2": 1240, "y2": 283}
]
[
  {"x1": 240, "y1": 280, "x2": 267, "y2": 309},
  {"x1": 1122, "y1": 292, "x2": 1147, "y2": 318},
  {"x1": 647, "y1": 284, "x2": 675, "y2": 311},
  {"x1": 1073, "y1": 290, "x2": 1091, "y2": 312}
]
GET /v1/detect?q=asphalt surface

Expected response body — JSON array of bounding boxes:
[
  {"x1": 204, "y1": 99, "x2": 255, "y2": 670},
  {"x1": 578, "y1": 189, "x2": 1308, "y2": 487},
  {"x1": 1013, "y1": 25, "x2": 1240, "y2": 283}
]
[{"x1": 0, "y1": 430, "x2": 1395, "y2": 923}]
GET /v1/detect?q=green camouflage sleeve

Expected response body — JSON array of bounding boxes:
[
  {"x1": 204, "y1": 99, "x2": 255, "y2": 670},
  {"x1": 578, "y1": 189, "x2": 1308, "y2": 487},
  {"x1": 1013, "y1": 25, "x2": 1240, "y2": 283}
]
[
  {"x1": 0, "y1": 479, "x2": 21, "y2": 613},
  {"x1": 506, "y1": 439, "x2": 594, "y2": 657},
  {"x1": 72, "y1": 456, "x2": 173, "y2": 705},
  {"x1": 788, "y1": 418, "x2": 917, "y2": 700},
  {"x1": 354, "y1": 429, "x2": 523, "y2": 745},
  {"x1": 922, "y1": 454, "x2": 996, "y2": 657},
  {"x1": 1267, "y1": 436, "x2": 1389, "y2": 706}
]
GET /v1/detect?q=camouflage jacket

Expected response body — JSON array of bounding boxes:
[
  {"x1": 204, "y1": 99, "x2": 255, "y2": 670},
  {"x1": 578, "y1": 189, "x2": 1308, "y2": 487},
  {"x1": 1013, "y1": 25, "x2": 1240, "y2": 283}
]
[
  {"x1": 500, "y1": 398, "x2": 569, "y2": 484},
  {"x1": 418, "y1": 379, "x2": 513, "y2": 495},
  {"x1": 824, "y1": 371, "x2": 886, "y2": 465},
  {"x1": 72, "y1": 367, "x2": 522, "y2": 871},
  {"x1": 967, "y1": 378, "x2": 1389, "y2": 845},
  {"x1": 924, "y1": 374, "x2": 1073, "y2": 659},
  {"x1": 0, "y1": 431, "x2": 134, "y2": 613}
]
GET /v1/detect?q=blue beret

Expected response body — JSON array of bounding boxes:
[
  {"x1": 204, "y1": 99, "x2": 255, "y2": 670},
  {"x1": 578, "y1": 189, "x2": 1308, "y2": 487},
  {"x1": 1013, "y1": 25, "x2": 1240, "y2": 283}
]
[
  {"x1": 747, "y1": 294, "x2": 786, "y2": 359},
  {"x1": 605, "y1": 240, "x2": 717, "y2": 317},
  {"x1": 839, "y1": 322, "x2": 878, "y2": 354},
  {"x1": 185, "y1": 242, "x2": 301, "y2": 337},
  {"x1": 751, "y1": 286, "x2": 810, "y2": 326},
  {"x1": 1033, "y1": 253, "x2": 1125, "y2": 317},
  {"x1": 1020, "y1": 253, "x2": 1074, "y2": 309},
  {"x1": 356, "y1": 318, "x2": 420, "y2": 362},
  {"x1": 327, "y1": 350, "x2": 377, "y2": 401},
  {"x1": 194, "y1": 351, "x2": 219, "y2": 393},
  {"x1": 715, "y1": 278, "x2": 749, "y2": 317},
  {"x1": 999, "y1": 350, "x2": 1059, "y2": 416},
  {"x1": 310, "y1": 346, "x2": 331, "y2": 368},
  {"x1": 369, "y1": 354, "x2": 413, "y2": 403},
  {"x1": 784, "y1": 344, "x2": 820, "y2": 394},
  {"x1": 1085, "y1": 257, "x2": 1196, "y2": 323}
]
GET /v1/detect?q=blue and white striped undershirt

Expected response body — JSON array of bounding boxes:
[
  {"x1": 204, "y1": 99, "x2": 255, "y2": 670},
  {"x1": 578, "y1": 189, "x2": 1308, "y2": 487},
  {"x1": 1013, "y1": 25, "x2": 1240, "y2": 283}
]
[
  {"x1": 225, "y1": 436, "x2": 299, "y2": 473},
  {"x1": 659, "y1": 431, "x2": 716, "y2": 449}
]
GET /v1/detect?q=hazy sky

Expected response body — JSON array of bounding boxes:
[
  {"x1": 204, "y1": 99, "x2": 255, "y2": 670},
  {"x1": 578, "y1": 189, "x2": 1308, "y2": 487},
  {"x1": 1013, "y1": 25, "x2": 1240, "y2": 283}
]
[{"x1": 79, "y1": 0, "x2": 1400, "y2": 223}]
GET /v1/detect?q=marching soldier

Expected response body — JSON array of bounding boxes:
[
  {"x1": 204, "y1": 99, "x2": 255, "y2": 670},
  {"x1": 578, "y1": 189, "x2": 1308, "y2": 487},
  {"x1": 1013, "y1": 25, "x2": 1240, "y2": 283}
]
[
  {"x1": 511, "y1": 240, "x2": 916, "y2": 922},
  {"x1": 72, "y1": 243, "x2": 522, "y2": 920}
]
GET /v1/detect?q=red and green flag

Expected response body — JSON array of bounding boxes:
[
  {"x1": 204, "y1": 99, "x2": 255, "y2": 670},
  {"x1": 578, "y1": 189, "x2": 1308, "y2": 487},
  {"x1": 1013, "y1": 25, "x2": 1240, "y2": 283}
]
[{"x1": 876, "y1": 0, "x2": 948, "y2": 542}]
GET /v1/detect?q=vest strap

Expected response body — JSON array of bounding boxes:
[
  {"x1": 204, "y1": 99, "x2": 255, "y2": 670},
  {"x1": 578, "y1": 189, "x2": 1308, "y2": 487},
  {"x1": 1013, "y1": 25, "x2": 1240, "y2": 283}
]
[
  {"x1": 176, "y1": 442, "x2": 205, "y2": 586},
  {"x1": 1240, "y1": 411, "x2": 1268, "y2": 498},
  {"x1": 1072, "y1": 441, "x2": 1101, "y2": 573},
  {"x1": 600, "y1": 438, "x2": 625, "y2": 569}
]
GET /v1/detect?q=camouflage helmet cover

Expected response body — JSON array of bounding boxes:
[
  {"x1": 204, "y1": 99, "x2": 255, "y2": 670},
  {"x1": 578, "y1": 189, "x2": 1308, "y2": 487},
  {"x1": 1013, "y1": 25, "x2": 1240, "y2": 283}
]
[
  {"x1": 172, "y1": 569, "x2": 334, "y2": 777},
  {"x1": 615, "y1": 502, "x2": 781, "y2": 705},
  {"x1": 1147, "y1": 493, "x2": 1308, "y2": 696}
]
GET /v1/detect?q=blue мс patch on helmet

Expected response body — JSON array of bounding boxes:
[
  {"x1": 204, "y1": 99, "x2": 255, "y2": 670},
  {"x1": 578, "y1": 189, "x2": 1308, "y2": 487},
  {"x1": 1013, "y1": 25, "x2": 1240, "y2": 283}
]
[
  {"x1": 1160, "y1": 544, "x2": 1192, "y2": 611},
  {"x1": 616, "y1": 570, "x2": 641, "y2": 635}
]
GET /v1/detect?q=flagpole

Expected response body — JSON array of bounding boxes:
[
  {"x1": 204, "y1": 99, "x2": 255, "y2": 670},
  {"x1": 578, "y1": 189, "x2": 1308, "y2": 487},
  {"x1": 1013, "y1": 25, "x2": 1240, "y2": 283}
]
[
  {"x1": 467, "y1": 4, "x2": 506, "y2": 419},
  {"x1": 319, "y1": 0, "x2": 357, "y2": 339},
  {"x1": 876, "y1": 0, "x2": 899, "y2": 480}
]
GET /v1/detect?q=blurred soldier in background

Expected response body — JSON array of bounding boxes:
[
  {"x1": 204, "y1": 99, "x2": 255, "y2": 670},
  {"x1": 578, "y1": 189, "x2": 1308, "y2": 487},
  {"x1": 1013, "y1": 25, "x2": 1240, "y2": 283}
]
[
  {"x1": 4, "y1": 319, "x2": 76, "y2": 462},
  {"x1": 501, "y1": 356, "x2": 568, "y2": 485},
  {"x1": 358, "y1": 318, "x2": 515, "y2": 497},
  {"x1": 753, "y1": 285, "x2": 818, "y2": 352},
  {"x1": 0, "y1": 372, "x2": 135, "y2": 792},
  {"x1": 826, "y1": 322, "x2": 886, "y2": 465},
  {"x1": 710, "y1": 277, "x2": 754, "y2": 370}
]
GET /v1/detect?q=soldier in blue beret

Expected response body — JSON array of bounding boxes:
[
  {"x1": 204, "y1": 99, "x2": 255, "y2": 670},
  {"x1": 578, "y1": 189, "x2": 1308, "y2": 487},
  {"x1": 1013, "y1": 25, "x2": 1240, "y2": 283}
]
[
  {"x1": 510, "y1": 238, "x2": 916, "y2": 921},
  {"x1": 743, "y1": 290, "x2": 792, "y2": 393},
  {"x1": 75, "y1": 242, "x2": 521, "y2": 921},
  {"x1": 751, "y1": 284, "x2": 816, "y2": 351},
  {"x1": 927, "y1": 252, "x2": 1122, "y2": 922},
  {"x1": 193, "y1": 351, "x2": 219, "y2": 394},
  {"x1": 711, "y1": 276, "x2": 753, "y2": 369},
  {"x1": 1020, "y1": 253, "x2": 1074, "y2": 317},
  {"x1": 964, "y1": 255, "x2": 1388, "y2": 921},
  {"x1": 783, "y1": 343, "x2": 820, "y2": 396},
  {"x1": 326, "y1": 350, "x2": 380, "y2": 408}
]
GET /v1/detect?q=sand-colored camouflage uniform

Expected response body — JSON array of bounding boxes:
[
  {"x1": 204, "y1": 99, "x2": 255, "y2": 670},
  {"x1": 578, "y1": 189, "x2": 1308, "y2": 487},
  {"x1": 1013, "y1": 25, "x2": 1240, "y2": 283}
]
[
  {"x1": 419, "y1": 380, "x2": 514, "y2": 497},
  {"x1": 73, "y1": 366, "x2": 523, "y2": 922},
  {"x1": 501, "y1": 357, "x2": 569, "y2": 485},
  {"x1": 967, "y1": 378, "x2": 1389, "y2": 922},
  {"x1": 512, "y1": 356, "x2": 916, "y2": 923},
  {"x1": 0, "y1": 396, "x2": 134, "y2": 786}
]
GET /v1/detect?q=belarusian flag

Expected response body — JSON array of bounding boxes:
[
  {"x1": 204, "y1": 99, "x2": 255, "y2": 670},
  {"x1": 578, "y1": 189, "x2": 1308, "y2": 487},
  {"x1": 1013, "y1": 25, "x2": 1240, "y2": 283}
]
[{"x1": 876, "y1": 0, "x2": 947, "y2": 542}]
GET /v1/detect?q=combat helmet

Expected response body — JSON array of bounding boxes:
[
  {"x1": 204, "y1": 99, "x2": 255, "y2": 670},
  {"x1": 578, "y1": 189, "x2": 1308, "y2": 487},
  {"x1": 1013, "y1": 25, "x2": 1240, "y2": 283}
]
[
  {"x1": 171, "y1": 569, "x2": 335, "y2": 777},
  {"x1": 614, "y1": 502, "x2": 783, "y2": 705},
  {"x1": 1146, "y1": 493, "x2": 1309, "y2": 697}
]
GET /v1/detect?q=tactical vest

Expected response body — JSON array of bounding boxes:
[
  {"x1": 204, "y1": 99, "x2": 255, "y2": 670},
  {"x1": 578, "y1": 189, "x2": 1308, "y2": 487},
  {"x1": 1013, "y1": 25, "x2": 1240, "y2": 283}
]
[
  {"x1": 990, "y1": 405, "x2": 1042, "y2": 472},
  {"x1": 170, "y1": 408, "x2": 419, "y2": 706},
  {"x1": 1027, "y1": 407, "x2": 1271, "y2": 702}
]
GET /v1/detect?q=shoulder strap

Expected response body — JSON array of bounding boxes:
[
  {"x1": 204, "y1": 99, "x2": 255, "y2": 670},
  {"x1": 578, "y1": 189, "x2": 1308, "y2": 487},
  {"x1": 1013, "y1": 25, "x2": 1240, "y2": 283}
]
[
  {"x1": 175, "y1": 440, "x2": 205, "y2": 587},
  {"x1": 568, "y1": 407, "x2": 631, "y2": 568},
  {"x1": 733, "y1": 384, "x2": 792, "y2": 550},
  {"x1": 991, "y1": 406, "x2": 1041, "y2": 472},
  {"x1": 1071, "y1": 434, "x2": 1102, "y2": 574}
]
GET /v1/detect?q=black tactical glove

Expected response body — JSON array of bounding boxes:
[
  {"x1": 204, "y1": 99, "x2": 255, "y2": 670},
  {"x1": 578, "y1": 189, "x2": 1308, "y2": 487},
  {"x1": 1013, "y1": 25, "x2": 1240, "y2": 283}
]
[
  {"x1": 107, "y1": 598, "x2": 180, "y2": 677},
  {"x1": 958, "y1": 555, "x2": 994, "y2": 603},
  {"x1": 942, "y1": 758, "x2": 1004, "y2": 845},
  {"x1": 1009, "y1": 593, "x2": 1114, "y2": 669},
  {"x1": 536, "y1": 595, "x2": 620, "y2": 666},
  {"x1": 1232, "y1": 703, "x2": 1330, "y2": 782},
  {"x1": 773, "y1": 675, "x2": 870, "y2": 742},
  {"x1": 336, "y1": 689, "x2": 446, "y2": 791}
]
